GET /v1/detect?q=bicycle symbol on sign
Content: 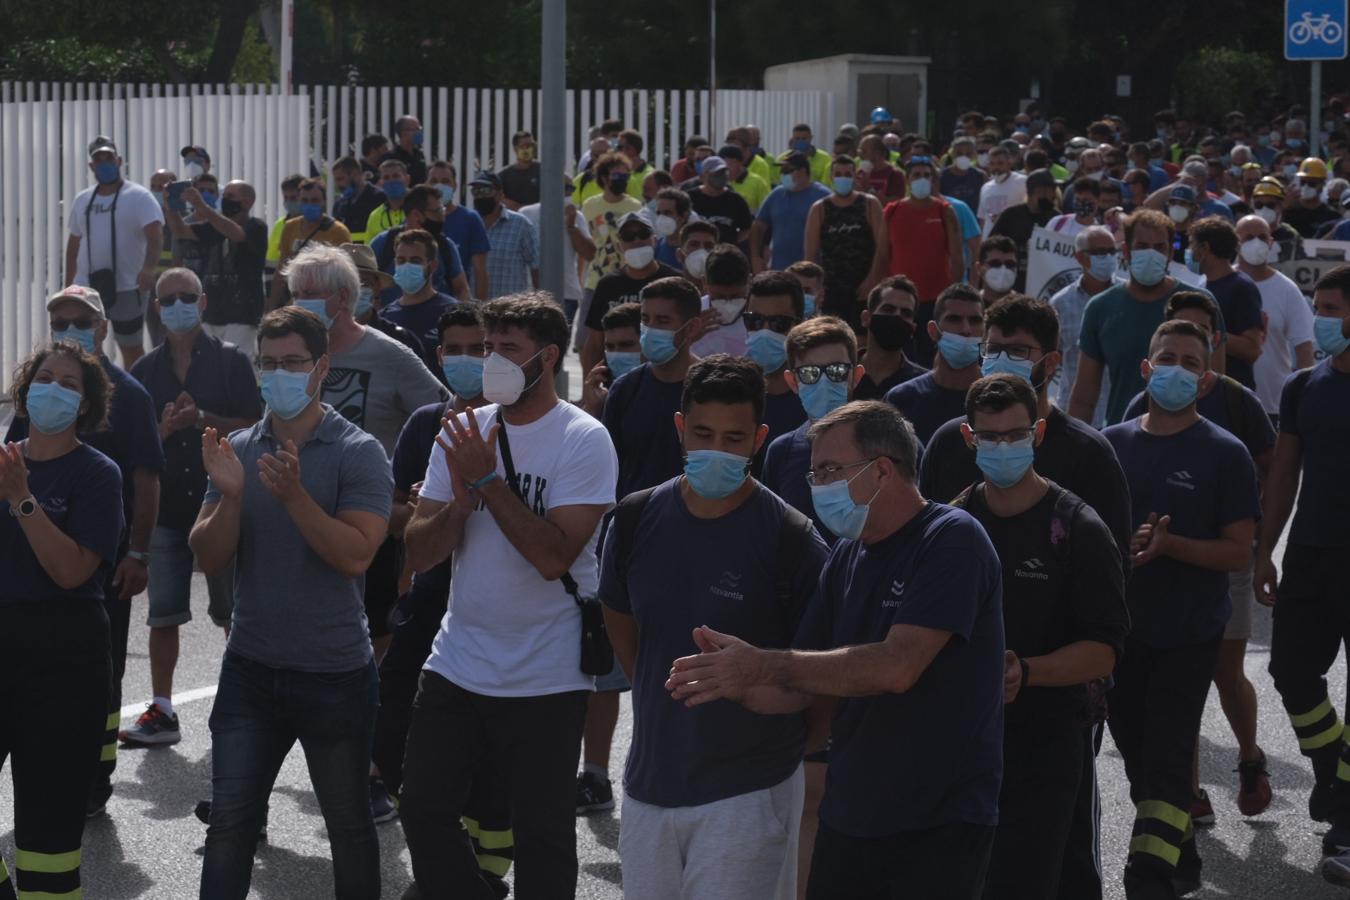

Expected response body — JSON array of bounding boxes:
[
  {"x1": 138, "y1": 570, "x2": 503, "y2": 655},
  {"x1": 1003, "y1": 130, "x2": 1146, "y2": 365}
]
[{"x1": 1290, "y1": 11, "x2": 1345, "y2": 44}]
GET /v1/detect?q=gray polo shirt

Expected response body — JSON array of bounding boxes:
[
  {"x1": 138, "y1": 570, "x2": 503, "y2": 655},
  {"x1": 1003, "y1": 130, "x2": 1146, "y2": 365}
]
[{"x1": 204, "y1": 405, "x2": 393, "y2": 672}]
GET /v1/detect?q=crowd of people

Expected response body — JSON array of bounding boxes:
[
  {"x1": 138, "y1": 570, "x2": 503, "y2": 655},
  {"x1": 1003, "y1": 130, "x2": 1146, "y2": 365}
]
[{"x1": 3, "y1": 97, "x2": 1350, "y2": 900}]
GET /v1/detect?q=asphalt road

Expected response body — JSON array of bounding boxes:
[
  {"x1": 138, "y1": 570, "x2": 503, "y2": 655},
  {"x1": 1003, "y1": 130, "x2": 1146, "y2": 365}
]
[{"x1": 3, "y1": 360, "x2": 1349, "y2": 898}]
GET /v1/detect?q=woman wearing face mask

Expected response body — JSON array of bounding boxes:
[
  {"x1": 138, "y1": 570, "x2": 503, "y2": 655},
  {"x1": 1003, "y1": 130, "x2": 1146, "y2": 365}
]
[{"x1": 1, "y1": 342, "x2": 123, "y2": 900}]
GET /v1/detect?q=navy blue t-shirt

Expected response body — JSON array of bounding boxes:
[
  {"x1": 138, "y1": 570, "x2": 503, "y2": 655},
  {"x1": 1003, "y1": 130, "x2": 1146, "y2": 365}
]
[
  {"x1": 1280, "y1": 360, "x2": 1350, "y2": 547},
  {"x1": 380, "y1": 292, "x2": 458, "y2": 374},
  {"x1": 794, "y1": 502, "x2": 1005, "y2": 836},
  {"x1": 1123, "y1": 376, "x2": 1275, "y2": 463},
  {"x1": 753, "y1": 388, "x2": 807, "y2": 478},
  {"x1": 1104, "y1": 417, "x2": 1260, "y2": 647},
  {"x1": 0, "y1": 443, "x2": 123, "y2": 605},
  {"x1": 599, "y1": 479, "x2": 828, "y2": 807},
  {"x1": 393, "y1": 401, "x2": 453, "y2": 595},
  {"x1": 602, "y1": 365, "x2": 687, "y2": 501},
  {"x1": 1204, "y1": 271, "x2": 1263, "y2": 390},
  {"x1": 763, "y1": 422, "x2": 834, "y2": 544},
  {"x1": 884, "y1": 371, "x2": 968, "y2": 444}
]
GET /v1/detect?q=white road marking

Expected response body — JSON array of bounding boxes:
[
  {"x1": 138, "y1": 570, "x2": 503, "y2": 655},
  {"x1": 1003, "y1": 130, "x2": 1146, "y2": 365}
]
[{"x1": 119, "y1": 684, "x2": 219, "y2": 721}]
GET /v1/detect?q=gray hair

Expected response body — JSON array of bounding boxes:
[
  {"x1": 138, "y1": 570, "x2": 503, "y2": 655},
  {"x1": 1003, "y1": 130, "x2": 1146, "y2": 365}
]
[
  {"x1": 283, "y1": 244, "x2": 360, "y2": 313},
  {"x1": 1075, "y1": 225, "x2": 1116, "y2": 251},
  {"x1": 807, "y1": 400, "x2": 920, "y2": 482},
  {"x1": 1230, "y1": 144, "x2": 1254, "y2": 166},
  {"x1": 156, "y1": 267, "x2": 202, "y2": 296},
  {"x1": 1287, "y1": 118, "x2": 1307, "y2": 136}
]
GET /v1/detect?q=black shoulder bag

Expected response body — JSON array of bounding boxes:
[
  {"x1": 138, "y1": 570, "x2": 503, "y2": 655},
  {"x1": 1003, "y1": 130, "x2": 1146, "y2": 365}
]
[
  {"x1": 495, "y1": 410, "x2": 614, "y2": 675},
  {"x1": 86, "y1": 184, "x2": 121, "y2": 310}
]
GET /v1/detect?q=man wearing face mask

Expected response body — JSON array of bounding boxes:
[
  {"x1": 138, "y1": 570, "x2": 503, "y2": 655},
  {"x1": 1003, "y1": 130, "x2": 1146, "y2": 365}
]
[
  {"x1": 341, "y1": 243, "x2": 426, "y2": 364},
  {"x1": 743, "y1": 272, "x2": 810, "y2": 475},
  {"x1": 1051, "y1": 226, "x2": 1118, "y2": 428},
  {"x1": 752, "y1": 152, "x2": 830, "y2": 273},
  {"x1": 854, "y1": 277, "x2": 928, "y2": 401},
  {"x1": 885, "y1": 283, "x2": 985, "y2": 443},
  {"x1": 884, "y1": 156, "x2": 963, "y2": 346},
  {"x1": 857, "y1": 135, "x2": 907, "y2": 206},
  {"x1": 264, "y1": 173, "x2": 305, "y2": 289},
  {"x1": 1128, "y1": 142, "x2": 1171, "y2": 193},
  {"x1": 650, "y1": 187, "x2": 694, "y2": 269},
  {"x1": 581, "y1": 213, "x2": 681, "y2": 373},
  {"x1": 1234, "y1": 215, "x2": 1315, "y2": 424},
  {"x1": 383, "y1": 114, "x2": 427, "y2": 187},
  {"x1": 977, "y1": 145, "x2": 1028, "y2": 236},
  {"x1": 499, "y1": 130, "x2": 542, "y2": 211},
  {"x1": 124, "y1": 269, "x2": 261, "y2": 748},
  {"x1": 989, "y1": 169, "x2": 1061, "y2": 293},
  {"x1": 369, "y1": 185, "x2": 471, "y2": 306},
  {"x1": 428, "y1": 161, "x2": 494, "y2": 301},
  {"x1": 782, "y1": 123, "x2": 833, "y2": 185},
  {"x1": 950, "y1": 374, "x2": 1128, "y2": 900},
  {"x1": 690, "y1": 156, "x2": 755, "y2": 247},
  {"x1": 365, "y1": 160, "x2": 412, "y2": 241},
  {"x1": 379, "y1": 229, "x2": 463, "y2": 373},
  {"x1": 677, "y1": 220, "x2": 719, "y2": 291},
  {"x1": 471, "y1": 171, "x2": 541, "y2": 300},
  {"x1": 579, "y1": 302, "x2": 642, "y2": 419},
  {"x1": 1072, "y1": 209, "x2": 1220, "y2": 425},
  {"x1": 693, "y1": 243, "x2": 754, "y2": 358},
  {"x1": 721, "y1": 144, "x2": 771, "y2": 214},
  {"x1": 975, "y1": 237, "x2": 1020, "y2": 307},
  {"x1": 940, "y1": 136, "x2": 987, "y2": 212},
  {"x1": 806, "y1": 156, "x2": 888, "y2": 331},
  {"x1": 190, "y1": 303, "x2": 393, "y2": 900},
  {"x1": 599, "y1": 353, "x2": 826, "y2": 900},
  {"x1": 332, "y1": 156, "x2": 387, "y2": 244},
  {"x1": 269, "y1": 179, "x2": 352, "y2": 313},
  {"x1": 1102, "y1": 320, "x2": 1259, "y2": 899},
  {"x1": 1249, "y1": 177, "x2": 1301, "y2": 265},
  {"x1": 522, "y1": 177, "x2": 596, "y2": 327},
  {"x1": 1284, "y1": 158, "x2": 1340, "y2": 238},
  {"x1": 400, "y1": 294, "x2": 617, "y2": 898},
  {"x1": 1185, "y1": 218, "x2": 1264, "y2": 390},
  {"x1": 67, "y1": 136, "x2": 165, "y2": 368},
  {"x1": 1046, "y1": 178, "x2": 1101, "y2": 239}
]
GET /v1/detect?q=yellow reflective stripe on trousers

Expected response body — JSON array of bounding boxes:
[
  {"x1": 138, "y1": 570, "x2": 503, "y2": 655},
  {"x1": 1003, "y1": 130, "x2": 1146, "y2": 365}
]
[
  {"x1": 1290, "y1": 698, "x2": 1335, "y2": 728},
  {"x1": 0, "y1": 857, "x2": 8, "y2": 882},
  {"x1": 17, "y1": 891, "x2": 83, "y2": 899},
  {"x1": 99, "y1": 743, "x2": 117, "y2": 762},
  {"x1": 15, "y1": 849, "x2": 79, "y2": 875},
  {"x1": 1338, "y1": 758, "x2": 1350, "y2": 783},
  {"x1": 1301, "y1": 720, "x2": 1343, "y2": 750},
  {"x1": 476, "y1": 853, "x2": 512, "y2": 877},
  {"x1": 474, "y1": 827, "x2": 513, "y2": 851},
  {"x1": 1136, "y1": 799, "x2": 1190, "y2": 832},
  {"x1": 1129, "y1": 833, "x2": 1181, "y2": 866},
  {"x1": 104, "y1": 712, "x2": 120, "y2": 730}
]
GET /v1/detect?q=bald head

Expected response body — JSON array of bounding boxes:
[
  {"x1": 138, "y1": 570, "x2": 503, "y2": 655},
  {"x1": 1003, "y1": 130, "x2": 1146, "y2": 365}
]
[
  {"x1": 150, "y1": 169, "x2": 177, "y2": 192},
  {"x1": 1236, "y1": 214, "x2": 1272, "y2": 242}
]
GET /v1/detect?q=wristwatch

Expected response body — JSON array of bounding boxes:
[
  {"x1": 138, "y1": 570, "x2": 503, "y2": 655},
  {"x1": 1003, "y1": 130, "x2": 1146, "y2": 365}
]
[
  {"x1": 126, "y1": 549, "x2": 150, "y2": 563},
  {"x1": 9, "y1": 496, "x2": 37, "y2": 518}
]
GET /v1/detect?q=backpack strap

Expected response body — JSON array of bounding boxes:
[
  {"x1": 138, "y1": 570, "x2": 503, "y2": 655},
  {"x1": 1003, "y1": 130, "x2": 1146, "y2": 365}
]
[
  {"x1": 773, "y1": 503, "x2": 817, "y2": 625},
  {"x1": 610, "y1": 486, "x2": 659, "y2": 586},
  {"x1": 949, "y1": 484, "x2": 975, "y2": 510},
  {"x1": 1218, "y1": 375, "x2": 1248, "y2": 441}
]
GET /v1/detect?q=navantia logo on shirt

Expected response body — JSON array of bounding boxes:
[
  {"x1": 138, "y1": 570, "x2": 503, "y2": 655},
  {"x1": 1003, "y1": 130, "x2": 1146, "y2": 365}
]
[
  {"x1": 1015, "y1": 558, "x2": 1050, "y2": 581},
  {"x1": 882, "y1": 579, "x2": 905, "y2": 607},
  {"x1": 1166, "y1": 470, "x2": 1196, "y2": 491},
  {"x1": 710, "y1": 570, "x2": 744, "y2": 601}
]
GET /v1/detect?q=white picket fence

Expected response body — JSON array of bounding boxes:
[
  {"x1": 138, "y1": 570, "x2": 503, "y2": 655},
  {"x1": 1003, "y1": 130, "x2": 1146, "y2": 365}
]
[{"x1": 0, "y1": 81, "x2": 829, "y2": 393}]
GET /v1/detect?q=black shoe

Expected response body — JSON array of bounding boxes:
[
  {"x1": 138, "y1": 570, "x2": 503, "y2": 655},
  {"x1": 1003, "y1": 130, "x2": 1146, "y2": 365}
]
[
  {"x1": 575, "y1": 771, "x2": 614, "y2": 815},
  {"x1": 194, "y1": 799, "x2": 267, "y2": 845},
  {"x1": 86, "y1": 778, "x2": 113, "y2": 818},
  {"x1": 484, "y1": 874, "x2": 510, "y2": 899},
  {"x1": 370, "y1": 776, "x2": 399, "y2": 824},
  {"x1": 1312, "y1": 781, "x2": 1338, "y2": 823},
  {"x1": 1172, "y1": 839, "x2": 1202, "y2": 896}
]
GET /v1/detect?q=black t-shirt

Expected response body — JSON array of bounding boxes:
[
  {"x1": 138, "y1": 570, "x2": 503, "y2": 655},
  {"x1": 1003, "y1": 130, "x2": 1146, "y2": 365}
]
[
  {"x1": 1203, "y1": 271, "x2": 1264, "y2": 389},
  {"x1": 393, "y1": 401, "x2": 453, "y2": 594},
  {"x1": 689, "y1": 189, "x2": 754, "y2": 245},
  {"x1": 180, "y1": 218, "x2": 268, "y2": 327},
  {"x1": 383, "y1": 145, "x2": 427, "y2": 187},
  {"x1": 334, "y1": 183, "x2": 387, "y2": 237},
  {"x1": 499, "y1": 162, "x2": 542, "y2": 207},
  {"x1": 957, "y1": 483, "x2": 1128, "y2": 731},
  {"x1": 854, "y1": 357, "x2": 927, "y2": 401},
  {"x1": 584, "y1": 263, "x2": 681, "y2": 332},
  {"x1": 988, "y1": 202, "x2": 1056, "y2": 293},
  {"x1": 1284, "y1": 203, "x2": 1340, "y2": 238}
]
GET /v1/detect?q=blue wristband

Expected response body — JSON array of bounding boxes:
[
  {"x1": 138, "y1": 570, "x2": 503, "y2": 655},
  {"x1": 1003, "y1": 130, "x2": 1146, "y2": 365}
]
[{"x1": 469, "y1": 471, "x2": 500, "y2": 490}]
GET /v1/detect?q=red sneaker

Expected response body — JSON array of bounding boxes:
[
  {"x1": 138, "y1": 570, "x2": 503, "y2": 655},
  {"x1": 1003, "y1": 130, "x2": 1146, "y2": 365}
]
[{"x1": 1237, "y1": 752, "x2": 1273, "y2": 817}]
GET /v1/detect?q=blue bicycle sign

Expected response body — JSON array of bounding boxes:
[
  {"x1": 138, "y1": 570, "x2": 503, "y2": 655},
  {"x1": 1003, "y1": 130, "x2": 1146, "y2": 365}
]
[{"x1": 1287, "y1": 0, "x2": 1348, "y2": 59}]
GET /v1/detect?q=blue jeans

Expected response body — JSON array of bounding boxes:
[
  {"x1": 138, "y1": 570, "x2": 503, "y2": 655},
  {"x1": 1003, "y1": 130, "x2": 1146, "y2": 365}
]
[{"x1": 200, "y1": 651, "x2": 380, "y2": 900}]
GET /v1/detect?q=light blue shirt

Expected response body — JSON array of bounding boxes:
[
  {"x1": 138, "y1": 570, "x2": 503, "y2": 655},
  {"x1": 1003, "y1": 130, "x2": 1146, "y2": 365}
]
[
  {"x1": 484, "y1": 208, "x2": 541, "y2": 298},
  {"x1": 1050, "y1": 276, "x2": 1111, "y2": 428}
]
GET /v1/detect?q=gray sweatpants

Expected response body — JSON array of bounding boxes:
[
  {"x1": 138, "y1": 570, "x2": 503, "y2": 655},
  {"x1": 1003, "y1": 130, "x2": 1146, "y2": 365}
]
[{"x1": 619, "y1": 765, "x2": 804, "y2": 900}]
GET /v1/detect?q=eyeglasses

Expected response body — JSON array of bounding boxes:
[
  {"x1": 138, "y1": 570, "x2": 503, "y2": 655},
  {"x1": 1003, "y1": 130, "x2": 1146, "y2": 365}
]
[
  {"x1": 1252, "y1": 201, "x2": 1281, "y2": 210},
  {"x1": 792, "y1": 362, "x2": 853, "y2": 385},
  {"x1": 254, "y1": 355, "x2": 315, "y2": 374},
  {"x1": 742, "y1": 312, "x2": 798, "y2": 334},
  {"x1": 982, "y1": 259, "x2": 1017, "y2": 270},
  {"x1": 979, "y1": 342, "x2": 1038, "y2": 361},
  {"x1": 158, "y1": 292, "x2": 200, "y2": 305},
  {"x1": 806, "y1": 458, "x2": 876, "y2": 487},
  {"x1": 470, "y1": 187, "x2": 497, "y2": 198},
  {"x1": 969, "y1": 426, "x2": 1036, "y2": 446},
  {"x1": 52, "y1": 318, "x2": 100, "y2": 331},
  {"x1": 1084, "y1": 248, "x2": 1117, "y2": 258}
]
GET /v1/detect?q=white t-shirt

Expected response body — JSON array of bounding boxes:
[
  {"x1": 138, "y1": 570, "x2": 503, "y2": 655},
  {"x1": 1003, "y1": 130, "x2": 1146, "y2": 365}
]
[
  {"x1": 692, "y1": 294, "x2": 749, "y2": 358},
  {"x1": 978, "y1": 172, "x2": 1027, "y2": 234},
  {"x1": 519, "y1": 202, "x2": 591, "y2": 301},
  {"x1": 68, "y1": 181, "x2": 164, "y2": 292},
  {"x1": 421, "y1": 400, "x2": 618, "y2": 697},
  {"x1": 1045, "y1": 214, "x2": 1090, "y2": 238},
  {"x1": 1250, "y1": 269, "x2": 1316, "y2": 413}
]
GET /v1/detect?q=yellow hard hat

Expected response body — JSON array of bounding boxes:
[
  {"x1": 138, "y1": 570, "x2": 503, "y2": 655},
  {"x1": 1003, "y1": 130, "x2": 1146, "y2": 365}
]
[
  {"x1": 1252, "y1": 177, "x2": 1285, "y2": 199},
  {"x1": 1298, "y1": 157, "x2": 1329, "y2": 179}
]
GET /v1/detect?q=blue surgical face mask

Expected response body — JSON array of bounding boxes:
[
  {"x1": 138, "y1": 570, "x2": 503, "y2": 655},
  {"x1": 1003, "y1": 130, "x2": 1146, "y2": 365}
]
[
  {"x1": 980, "y1": 352, "x2": 1034, "y2": 384},
  {"x1": 383, "y1": 180, "x2": 407, "y2": 201},
  {"x1": 93, "y1": 161, "x2": 120, "y2": 185},
  {"x1": 260, "y1": 369, "x2": 316, "y2": 420},
  {"x1": 1315, "y1": 315, "x2": 1350, "y2": 356},
  {"x1": 684, "y1": 449, "x2": 751, "y2": 499},
  {"x1": 803, "y1": 293, "x2": 816, "y2": 317},
  {"x1": 340, "y1": 185, "x2": 356, "y2": 202},
  {"x1": 441, "y1": 354, "x2": 485, "y2": 398},
  {"x1": 294, "y1": 297, "x2": 333, "y2": 329},
  {"x1": 53, "y1": 325, "x2": 97, "y2": 355},
  {"x1": 1184, "y1": 247, "x2": 1201, "y2": 274},
  {"x1": 832, "y1": 176, "x2": 854, "y2": 195},
  {"x1": 1129, "y1": 248, "x2": 1168, "y2": 287},
  {"x1": 936, "y1": 331, "x2": 982, "y2": 369},
  {"x1": 412, "y1": 130, "x2": 424, "y2": 148},
  {"x1": 640, "y1": 323, "x2": 682, "y2": 366},
  {"x1": 747, "y1": 328, "x2": 789, "y2": 373},
  {"x1": 354, "y1": 286, "x2": 374, "y2": 320},
  {"x1": 798, "y1": 377, "x2": 848, "y2": 421},
  {"x1": 975, "y1": 436, "x2": 1036, "y2": 488},
  {"x1": 300, "y1": 202, "x2": 323, "y2": 222},
  {"x1": 25, "y1": 382, "x2": 83, "y2": 434},
  {"x1": 909, "y1": 177, "x2": 933, "y2": 199},
  {"x1": 394, "y1": 262, "x2": 428, "y2": 295},
  {"x1": 780, "y1": 172, "x2": 795, "y2": 189},
  {"x1": 792, "y1": 139, "x2": 812, "y2": 154},
  {"x1": 1146, "y1": 364, "x2": 1200, "y2": 411},
  {"x1": 436, "y1": 184, "x2": 454, "y2": 205},
  {"x1": 160, "y1": 299, "x2": 201, "y2": 334},
  {"x1": 1088, "y1": 252, "x2": 1117, "y2": 282},
  {"x1": 810, "y1": 459, "x2": 879, "y2": 541},
  {"x1": 605, "y1": 350, "x2": 642, "y2": 379}
]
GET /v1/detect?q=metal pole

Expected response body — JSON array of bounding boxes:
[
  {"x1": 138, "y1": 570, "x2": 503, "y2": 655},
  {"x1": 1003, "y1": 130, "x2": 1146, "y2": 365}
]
[
  {"x1": 709, "y1": 0, "x2": 717, "y2": 135},
  {"x1": 1311, "y1": 60, "x2": 1323, "y2": 158},
  {"x1": 541, "y1": 0, "x2": 566, "y2": 324},
  {"x1": 280, "y1": 0, "x2": 294, "y2": 95}
]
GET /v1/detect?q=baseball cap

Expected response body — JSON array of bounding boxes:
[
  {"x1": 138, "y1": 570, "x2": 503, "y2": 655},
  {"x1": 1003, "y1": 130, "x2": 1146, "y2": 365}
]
[
  {"x1": 341, "y1": 244, "x2": 394, "y2": 291},
  {"x1": 717, "y1": 144, "x2": 744, "y2": 162},
  {"x1": 468, "y1": 171, "x2": 502, "y2": 190},
  {"x1": 180, "y1": 145, "x2": 211, "y2": 164},
  {"x1": 87, "y1": 136, "x2": 117, "y2": 158},
  {"x1": 616, "y1": 211, "x2": 654, "y2": 236},
  {"x1": 47, "y1": 284, "x2": 106, "y2": 317},
  {"x1": 700, "y1": 156, "x2": 728, "y2": 175},
  {"x1": 1026, "y1": 168, "x2": 1057, "y2": 191},
  {"x1": 778, "y1": 151, "x2": 810, "y2": 171},
  {"x1": 1168, "y1": 184, "x2": 1198, "y2": 204}
]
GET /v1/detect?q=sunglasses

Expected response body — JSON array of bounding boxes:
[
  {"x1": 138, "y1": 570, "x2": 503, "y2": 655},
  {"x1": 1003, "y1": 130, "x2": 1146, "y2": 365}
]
[
  {"x1": 793, "y1": 362, "x2": 853, "y2": 385},
  {"x1": 158, "y1": 292, "x2": 200, "y2": 305},
  {"x1": 52, "y1": 318, "x2": 99, "y2": 331},
  {"x1": 742, "y1": 312, "x2": 798, "y2": 334},
  {"x1": 982, "y1": 259, "x2": 1017, "y2": 269}
]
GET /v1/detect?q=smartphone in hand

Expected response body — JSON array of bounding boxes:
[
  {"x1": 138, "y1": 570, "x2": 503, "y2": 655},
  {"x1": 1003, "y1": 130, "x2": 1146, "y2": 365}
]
[{"x1": 166, "y1": 181, "x2": 191, "y2": 213}]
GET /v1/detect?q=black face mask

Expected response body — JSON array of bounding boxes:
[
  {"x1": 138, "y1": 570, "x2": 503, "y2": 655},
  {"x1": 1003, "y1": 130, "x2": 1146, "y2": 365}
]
[
  {"x1": 473, "y1": 196, "x2": 499, "y2": 216},
  {"x1": 868, "y1": 314, "x2": 915, "y2": 352},
  {"x1": 1035, "y1": 197, "x2": 1056, "y2": 215},
  {"x1": 422, "y1": 217, "x2": 444, "y2": 237},
  {"x1": 220, "y1": 198, "x2": 243, "y2": 217}
]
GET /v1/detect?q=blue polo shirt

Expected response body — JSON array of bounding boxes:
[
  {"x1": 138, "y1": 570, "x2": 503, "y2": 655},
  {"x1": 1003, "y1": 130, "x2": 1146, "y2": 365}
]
[
  {"x1": 757, "y1": 183, "x2": 831, "y2": 270},
  {"x1": 1280, "y1": 360, "x2": 1350, "y2": 547}
]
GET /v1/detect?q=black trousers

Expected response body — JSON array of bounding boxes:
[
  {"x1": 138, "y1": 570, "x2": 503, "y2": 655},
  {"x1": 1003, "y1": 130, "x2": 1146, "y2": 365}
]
[
  {"x1": 1056, "y1": 724, "x2": 1104, "y2": 900},
  {"x1": 984, "y1": 723, "x2": 1084, "y2": 900},
  {"x1": 96, "y1": 564, "x2": 131, "y2": 787},
  {"x1": 807, "y1": 818, "x2": 995, "y2": 899},
  {"x1": 1108, "y1": 636, "x2": 1221, "y2": 898},
  {"x1": 399, "y1": 671, "x2": 587, "y2": 899},
  {"x1": 0, "y1": 600, "x2": 111, "y2": 900}
]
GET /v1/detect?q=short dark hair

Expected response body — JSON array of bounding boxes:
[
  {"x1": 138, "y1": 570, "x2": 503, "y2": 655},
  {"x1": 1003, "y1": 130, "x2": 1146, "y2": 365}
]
[
  {"x1": 1072, "y1": 178, "x2": 1101, "y2": 197},
  {"x1": 807, "y1": 400, "x2": 920, "y2": 482},
  {"x1": 1314, "y1": 263, "x2": 1350, "y2": 298},
  {"x1": 480, "y1": 293, "x2": 571, "y2": 374},
  {"x1": 258, "y1": 305, "x2": 329, "y2": 360},
  {"x1": 984, "y1": 294, "x2": 1059, "y2": 354},
  {"x1": 1165, "y1": 290, "x2": 1221, "y2": 333},
  {"x1": 511, "y1": 130, "x2": 534, "y2": 148},
  {"x1": 600, "y1": 118, "x2": 623, "y2": 135},
  {"x1": 298, "y1": 177, "x2": 325, "y2": 195},
  {"x1": 1124, "y1": 208, "x2": 1175, "y2": 246},
  {"x1": 11, "y1": 342, "x2": 113, "y2": 433},
  {"x1": 786, "y1": 316, "x2": 858, "y2": 367},
  {"x1": 601, "y1": 301, "x2": 641, "y2": 332},
  {"x1": 867, "y1": 274, "x2": 918, "y2": 312},
  {"x1": 395, "y1": 228, "x2": 437, "y2": 261},
  {"x1": 680, "y1": 220, "x2": 719, "y2": 245},
  {"x1": 333, "y1": 156, "x2": 361, "y2": 175},
  {"x1": 646, "y1": 169, "x2": 674, "y2": 190},
  {"x1": 1149, "y1": 318, "x2": 1212, "y2": 359},
  {"x1": 405, "y1": 184, "x2": 442, "y2": 216},
  {"x1": 792, "y1": 123, "x2": 813, "y2": 135},
  {"x1": 831, "y1": 154, "x2": 856, "y2": 170},
  {"x1": 786, "y1": 260, "x2": 824, "y2": 280},
  {"x1": 934, "y1": 282, "x2": 983, "y2": 322},
  {"x1": 281, "y1": 173, "x2": 305, "y2": 192},
  {"x1": 436, "y1": 304, "x2": 485, "y2": 343},
  {"x1": 641, "y1": 276, "x2": 702, "y2": 321},
  {"x1": 705, "y1": 244, "x2": 751, "y2": 287},
  {"x1": 979, "y1": 235, "x2": 1017, "y2": 261},
  {"x1": 965, "y1": 373, "x2": 1039, "y2": 427},
  {"x1": 749, "y1": 270, "x2": 805, "y2": 319},
  {"x1": 361, "y1": 134, "x2": 389, "y2": 156},
  {"x1": 682, "y1": 353, "x2": 766, "y2": 425},
  {"x1": 619, "y1": 129, "x2": 644, "y2": 155},
  {"x1": 656, "y1": 187, "x2": 691, "y2": 218},
  {"x1": 1189, "y1": 217, "x2": 1239, "y2": 261}
]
